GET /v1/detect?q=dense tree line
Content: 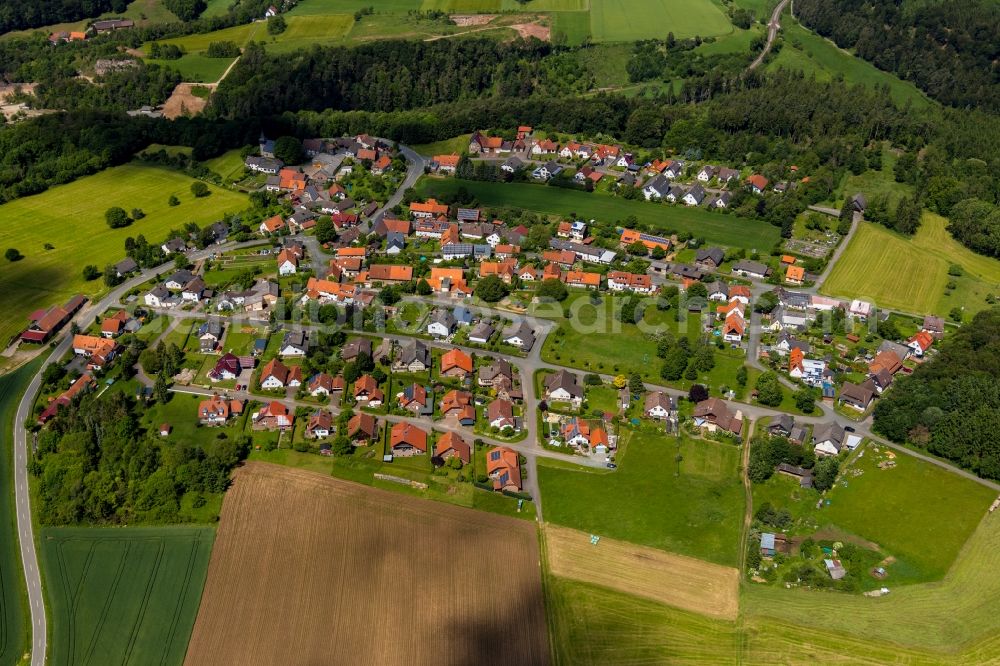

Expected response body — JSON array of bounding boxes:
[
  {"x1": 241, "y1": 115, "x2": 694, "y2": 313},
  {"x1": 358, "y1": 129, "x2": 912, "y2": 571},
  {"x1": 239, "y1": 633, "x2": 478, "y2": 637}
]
[
  {"x1": 873, "y1": 308, "x2": 1000, "y2": 480},
  {"x1": 0, "y1": 0, "x2": 127, "y2": 34},
  {"x1": 948, "y1": 199, "x2": 1000, "y2": 258},
  {"x1": 795, "y1": 0, "x2": 1000, "y2": 111},
  {"x1": 31, "y1": 390, "x2": 248, "y2": 524}
]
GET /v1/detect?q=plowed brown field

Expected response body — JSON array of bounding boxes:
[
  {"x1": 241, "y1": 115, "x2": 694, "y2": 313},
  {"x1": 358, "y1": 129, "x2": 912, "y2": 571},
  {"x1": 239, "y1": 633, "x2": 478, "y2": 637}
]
[{"x1": 185, "y1": 462, "x2": 549, "y2": 666}]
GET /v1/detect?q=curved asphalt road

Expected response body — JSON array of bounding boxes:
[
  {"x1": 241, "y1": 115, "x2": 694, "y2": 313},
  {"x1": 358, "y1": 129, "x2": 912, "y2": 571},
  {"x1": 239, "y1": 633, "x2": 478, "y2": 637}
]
[{"x1": 10, "y1": 241, "x2": 261, "y2": 665}]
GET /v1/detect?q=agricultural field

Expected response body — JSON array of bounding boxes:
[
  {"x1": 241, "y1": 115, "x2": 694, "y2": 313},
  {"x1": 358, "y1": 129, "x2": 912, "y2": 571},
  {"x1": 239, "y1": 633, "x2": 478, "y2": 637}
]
[
  {"x1": 551, "y1": 11, "x2": 590, "y2": 45},
  {"x1": 589, "y1": 0, "x2": 732, "y2": 42},
  {"x1": 821, "y1": 213, "x2": 1000, "y2": 317},
  {"x1": 0, "y1": 358, "x2": 43, "y2": 665},
  {"x1": 411, "y1": 133, "x2": 472, "y2": 158},
  {"x1": 0, "y1": 164, "x2": 246, "y2": 348},
  {"x1": 545, "y1": 524, "x2": 739, "y2": 619},
  {"x1": 186, "y1": 462, "x2": 548, "y2": 665},
  {"x1": 417, "y1": 179, "x2": 782, "y2": 250},
  {"x1": 768, "y1": 21, "x2": 931, "y2": 109},
  {"x1": 41, "y1": 525, "x2": 214, "y2": 666},
  {"x1": 538, "y1": 429, "x2": 744, "y2": 566},
  {"x1": 202, "y1": 148, "x2": 247, "y2": 182}
]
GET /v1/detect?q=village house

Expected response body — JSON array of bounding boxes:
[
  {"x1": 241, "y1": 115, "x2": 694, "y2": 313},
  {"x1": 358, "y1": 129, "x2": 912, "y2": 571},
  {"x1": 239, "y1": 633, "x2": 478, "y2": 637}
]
[
  {"x1": 341, "y1": 337, "x2": 372, "y2": 362},
  {"x1": 544, "y1": 369, "x2": 583, "y2": 407},
  {"x1": 197, "y1": 395, "x2": 244, "y2": 426},
  {"x1": 208, "y1": 353, "x2": 244, "y2": 382},
  {"x1": 347, "y1": 412, "x2": 378, "y2": 444},
  {"x1": 399, "y1": 383, "x2": 431, "y2": 415},
  {"x1": 71, "y1": 334, "x2": 119, "y2": 370},
  {"x1": 100, "y1": 310, "x2": 130, "y2": 338},
  {"x1": 198, "y1": 320, "x2": 224, "y2": 353},
  {"x1": 812, "y1": 422, "x2": 847, "y2": 457},
  {"x1": 279, "y1": 330, "x2": 309, "y2": 357},
  {"x1": 619, "y1": 228, "x2": 671, "y2": 253},
  {"x1": 434, "y1": 432, "x2": 471, "y2": 464},
  {"x1": 38, "y1": 374, "x2": 95, "y2": 424},
  {"x1": 487, "y1": 447, "x2": 522, "y2": 492},
  {"x1": 840, "y1": 380, "x2": 876, "y2": 411},
  {"x1": 468, "y1": 320, "x2": 495, "y2": 344},
  {"x1": 394, "y1": 339, "x2": 431, "y2": 373},
  {"x1": 307, "y1": 372, "x2": 338, "y2": 397},
  {"x1": 907, "y1": 330, "x2": 934, "y2": 357},
  {"x1": 731, "y1": 260, "x2": 772, "y2": 279},
  {"x1": 441, "y1": 389, "x2": 475, "y2": 425},
  {"x1": 644, "y1": 392, "x2": 677, "y2": 421},
  {"x1": 487, "y1": 399, "x2": 517, "y2": 430},
  {"x1": 606, "y1": 271, "x2": 655, "y2": 294},
  {"x1": 427, "y1": 309, "x2": 457, "y2": 338},
  {"x1": 440, "y1": 349, "x2": 473, "y2": 379},
  {"x1": 305, "y1": 410, "x2": 334, "y2": 439},
  {"x1": 692, "y1": 398, "x2": 743, "y2": 435},
  {"x1": 253, "y1": 401, "x2": 294, "y2": 431},
  {"x1": 390, "y1": 422, "x2": 428, "y2": 457},
  {"x1": 260, "y1": 358, "x2": 301, "y2": 389},
  {"x1": 767, "y1": 414, "x2": 808, "y2": 444},
  {"x1": 354, "y1": 375, "x2": 384, "y2": 406},
  {"x1": 502, "y1": 321, "x2": 535, "y2": 351},
  {"x1": 410, "y1": 199, "x2": 450, "y2": 219}
]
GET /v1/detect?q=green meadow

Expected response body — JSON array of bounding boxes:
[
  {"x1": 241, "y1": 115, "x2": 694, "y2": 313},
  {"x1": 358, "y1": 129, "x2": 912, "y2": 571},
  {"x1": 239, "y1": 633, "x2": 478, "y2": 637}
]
[{"x1": 0, "y1": 164, "x2": 247, "y2": 347}]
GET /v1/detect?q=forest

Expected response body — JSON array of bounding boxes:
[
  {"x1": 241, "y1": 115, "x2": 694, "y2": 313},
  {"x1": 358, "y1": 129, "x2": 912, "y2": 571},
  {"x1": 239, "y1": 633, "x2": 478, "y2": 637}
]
[
  {"x1": 873, "y1": 308, "x2": 1000, "y2": 480},
  {"x1": 0, "y1": 0, "x2": 127, "y2": 34},
  {"x1": 795, "y1": 0, "x2": 1000, "y2": 112},
  {"x1": 31, "y1": 389, "x2": 247, "y2": 524}
]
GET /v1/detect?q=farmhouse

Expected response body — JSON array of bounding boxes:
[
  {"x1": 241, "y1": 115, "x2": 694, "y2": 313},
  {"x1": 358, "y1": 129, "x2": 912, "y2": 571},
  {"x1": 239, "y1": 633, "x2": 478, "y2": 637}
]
[
  {"x1": 487, "y1": 447, "x2": 522, "y2": 492},
  {"x1": 434, "y1": 432, "x2": 471, "y2": 464},
  {"x1": 390, "y1": 423, "x2": 428, "y2": 457},
  {"x1": 21, "y1": 295, "x2": 86, "y2": 343},
  {"x1": 37, "y1": 374, "x2": 95, "y2": 424}
]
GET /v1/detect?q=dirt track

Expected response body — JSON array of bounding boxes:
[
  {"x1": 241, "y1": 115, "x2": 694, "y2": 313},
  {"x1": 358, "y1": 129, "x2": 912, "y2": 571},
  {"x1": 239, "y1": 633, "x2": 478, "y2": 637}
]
[
  {"x1": 544, "y1": 524, "x2": 740, "y2": 620},
  {"x1": 185, "y1": 462, "x2": 549, "y2": 666},
  {"x1": 162, "y1": 83, "x2": 207, "y2": 119}
]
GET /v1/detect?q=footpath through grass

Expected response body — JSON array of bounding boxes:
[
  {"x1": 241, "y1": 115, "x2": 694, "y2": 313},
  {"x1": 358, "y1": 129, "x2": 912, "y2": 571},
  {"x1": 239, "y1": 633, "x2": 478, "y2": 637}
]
[
  {"x1": 0, "y1": 164, "x2": 247, "y2": 348},
  {"x1": 538, "y1": 429, "x2": 744, "y2": 567},
  {"x1": 0, "y1": 357, "x2": 43, "y2": 666},
  {"x1": 41, "y1": 525, "x2": 214, "y2": 666},
  {"x1": 418, "y1": 178, "x2": 780, "y2": 251}
]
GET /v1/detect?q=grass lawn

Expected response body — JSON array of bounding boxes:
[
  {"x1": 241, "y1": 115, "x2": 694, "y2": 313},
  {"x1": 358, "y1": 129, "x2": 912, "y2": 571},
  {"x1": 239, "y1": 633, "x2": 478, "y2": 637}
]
[
  {"x1": 418, "y1": 178, "x2": 781, "y2": 251},
  {"x1": 585, "y1": 385, "x2": 618, "y2": 414},
  {"x1": 0, "y1": 164, "x2": 247, "y2": 348},
  {"x1": 261, "y1": 15, "x2": 355, "y2": 53},
  {"x1": 0, "y1": 358, "x2": 44, "y2": 665},
  {"x1": 410, "y1": 134, "x2": 471, "y2": 158},
  {"x1": 289, "y1": 0, "x2": 422, "y2": 12},
  {"x1": 538, "y1": 429, "x2": 744, "y2": 566},
  {"x1": 837, "y1": 154, "x2": 913, "y2": 215},
  {"x1": 821, "y1": 213, "x2": 1000, "y2": 317},
  {"x1": 202, "y1": 0, "x2": 235, "y2": 16},
  {"x1": 41, "y1": 525, "x2": 214, "y2": 666},
  {"x1": 696, "y1": 25, "x2": 764, "y2": 55},
  {"x1": 768, "y1": 21, "x2": 931, "y2": 109},
  {"x1": 590, "y1": 0, "x2": 732, "y2": 42},
  {"x1": 148, "y1": 53, "x2": 235, "y2": 83}
]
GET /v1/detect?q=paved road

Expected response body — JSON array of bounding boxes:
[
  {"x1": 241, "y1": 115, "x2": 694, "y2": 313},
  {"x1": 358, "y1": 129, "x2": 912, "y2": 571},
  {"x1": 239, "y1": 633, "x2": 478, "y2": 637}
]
[
  {"x1": 10, "y1": 239, "x2": 257, "y2": 665},
  {"x1": 747, "y1": 0, "x2": 791, "y2": 71}
]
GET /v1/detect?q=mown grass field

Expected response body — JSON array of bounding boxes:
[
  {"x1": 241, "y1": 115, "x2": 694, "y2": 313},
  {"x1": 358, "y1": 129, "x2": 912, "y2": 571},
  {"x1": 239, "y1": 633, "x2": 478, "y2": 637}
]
[
  {"x1": 411, "y1": 133, "x2": 472, "y2": 158},
  {"x1": 0, "y1": 358, "x2": 43, "y2": 666},
  {"x1": 589, "y1": 0, "x2": 732, "y2": 42},
  {"x1": 551, "y1": 11, "x2": 591, "y2": 44},
  {"x1": 41, "y1": 525, "x2": 214, "y2": 666},
  {"x1": 202, "y1": 148, "x2": 246, "y2": 182},
  {"x1": 822, "y1": 213, "x2": 1000, "y2": 317},
  {"x1": 0, "y1": 164, "x2": 247, "y2": 348},
  {"x1": 538, "y1": 429, "x2": 744, "y2": 566},
  {"x1": 417, "y1": 179, "x2": 781, "y2": 250},
  {"x1": 147, "y1": 53, "x2": 234, "y2": 82},
  {"x1": 769, "y1": 21, "x2": 931, "y2": 109}
]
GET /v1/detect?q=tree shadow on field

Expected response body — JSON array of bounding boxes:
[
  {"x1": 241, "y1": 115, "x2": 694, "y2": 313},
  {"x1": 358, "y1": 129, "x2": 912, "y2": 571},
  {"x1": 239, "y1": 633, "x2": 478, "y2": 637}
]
[{"x1": 449, "y1": 583, "x2": 550, "y2": 666}]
